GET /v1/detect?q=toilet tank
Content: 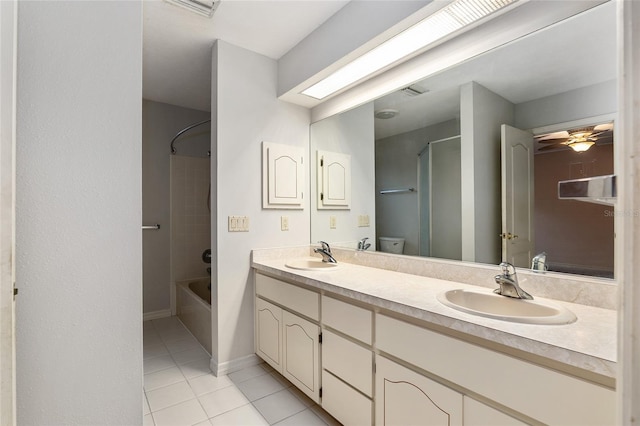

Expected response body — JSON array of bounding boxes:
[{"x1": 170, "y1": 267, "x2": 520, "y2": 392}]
[{"x1": 378, "y1": 237, "x2": 405, "y2": 254}]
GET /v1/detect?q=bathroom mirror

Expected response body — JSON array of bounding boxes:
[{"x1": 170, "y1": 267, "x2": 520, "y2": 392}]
[{"x1": 310, "y1": 2, "x2": 616, "y2": 279}]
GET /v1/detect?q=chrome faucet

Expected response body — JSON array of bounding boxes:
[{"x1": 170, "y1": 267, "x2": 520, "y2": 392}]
[
  {"x1": 314, "y1": 241, "x2": 337, "y2": 263},
  {"x1": 357, "y1": 237, "x2": 371, "y2": 251},
  {"x1": 531, "y1": 252, "x2": 547, "y2": 272},
  {"x1": 494, "y1": 262, "x2": 533, "y2": 300}
]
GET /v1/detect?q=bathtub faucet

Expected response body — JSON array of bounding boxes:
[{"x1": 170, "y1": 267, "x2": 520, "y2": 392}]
[{"x1": 314, "y1": 241, "x2": 337, "y2": 263}]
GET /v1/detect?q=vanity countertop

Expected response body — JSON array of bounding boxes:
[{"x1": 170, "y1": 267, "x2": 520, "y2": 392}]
[{"x1": 251, "y1": 254, "x2": 616, "y2": 381}]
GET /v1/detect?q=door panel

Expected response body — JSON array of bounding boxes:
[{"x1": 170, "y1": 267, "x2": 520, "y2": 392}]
[
  {"x1": 501, "y1": 125, "x2": 535, "y2": 267},
  {"x1": 255, "y1": 298, "x2": 282, "y2": 372},
  {"x1": 375, "y1": 356, "x2": 462, "y2": 426},
  {"x1": 282, "y1": 310, "x2": 320, "y2": 403},
  {"x1": 0, "y1": 2, "x2": 17, "y2": 424}
]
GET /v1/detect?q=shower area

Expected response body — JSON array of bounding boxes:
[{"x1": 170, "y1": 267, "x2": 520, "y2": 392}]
[{"x1": 142, "y1": 99, "x2": 212, "y2": 354}]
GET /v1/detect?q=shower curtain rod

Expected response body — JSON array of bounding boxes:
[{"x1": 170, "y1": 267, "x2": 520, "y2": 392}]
[{"x1": 170, "y1": 118, "x2": 211, "y2": 155}]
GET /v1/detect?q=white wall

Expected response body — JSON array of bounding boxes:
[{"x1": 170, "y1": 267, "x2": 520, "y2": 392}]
[
  {"x1": 310, "y1": 102, "x2": 376, "y2": 249},
  {"x1": 460, "y1": 82, "x2": 515, "y2": 265},
  {"x1": 515, "y1": 80, "x2": 617, "y2": 130},
  {"x1": 15, "y1": 2, "x2": 142, "y2": 424},
  {"x1": 170, "y1": 156, "x2": 211, "y2": 285},
  {"x1": 375, "y1": 119, "x2": 459, "y2": 255},
  {"x1": 430, "y1": 137, "x2": 462, "y2": 260},
  {"x1": 212, "y1": 41, "x2": 310, "y2": 371},
  {"x1": 142, "y1": 100, "x2": 210, "y2": 315}
]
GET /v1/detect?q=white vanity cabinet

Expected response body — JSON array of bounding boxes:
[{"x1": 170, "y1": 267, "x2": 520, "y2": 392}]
[
  {"x1": 376, "y1": 313, "x2": 615, "y2": 426},
  {"x1": 253, "y1": 266, "x2": 615, "y2": 426},
  {"x1": 255, "y1": 274, "x2": 321, "y2": 403},
  {"x1": 321, "y1": 296, "x2": 374, "y2": 425}
]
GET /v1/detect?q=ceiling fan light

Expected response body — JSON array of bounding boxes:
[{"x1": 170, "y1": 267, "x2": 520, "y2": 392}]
[{"x1": 569, "y1": 141, "x2": 595, "y2": 152}]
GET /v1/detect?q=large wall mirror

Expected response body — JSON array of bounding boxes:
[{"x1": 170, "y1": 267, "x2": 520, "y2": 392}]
[{"x1": 310, "y1": 2, "x2": 616, "y2": 279}]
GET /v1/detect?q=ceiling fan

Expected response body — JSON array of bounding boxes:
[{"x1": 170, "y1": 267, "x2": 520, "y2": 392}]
[{"x1": 535, "y1": 123, "x2": 614, "y2": 153}]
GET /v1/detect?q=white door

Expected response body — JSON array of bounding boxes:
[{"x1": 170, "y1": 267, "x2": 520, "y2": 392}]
[
  {"x1": 0, "y1": 2, "x2": 17, "y2": 424},
  {"x1": 375, "y1": 356, "x2": 463, "y2": 426},
  {"x1": 501, "y1": 125, "x2": 535, "y2": 268},
  {"x1": 282, "y1": 310, "x2": 320, "y2": 403}
]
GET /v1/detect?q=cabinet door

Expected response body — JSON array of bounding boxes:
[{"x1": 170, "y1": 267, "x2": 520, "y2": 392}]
[
  {"x1": 262, "y1": 141, "x2": 304, "y2": 209},
  {"x1": 282, "y1": 310, "x2": 321, "y2": 403},
  {"x1": 255, "y1": 297, "x2": 282, "y2": 372},
  {"x1": 317, "y1": 150, "x2": 351, "y2": 209},
  {"x1": 375, "y1": 355, "x2": 462, "y2": 426},
  {"x1": 463, "y1": 397, "x2": 526, "y2": 426}
]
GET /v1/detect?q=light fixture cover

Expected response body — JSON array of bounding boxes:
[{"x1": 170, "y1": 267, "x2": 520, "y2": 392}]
[
  {"x1": 302, "y1": 0, "x2": 517, "y2": 100},
  {"x1": 568, "y1": 141, "x2": 595, "y2": 152},
  {"x1": 164, "y1": 0, "x2": 218, "y2": 18}
]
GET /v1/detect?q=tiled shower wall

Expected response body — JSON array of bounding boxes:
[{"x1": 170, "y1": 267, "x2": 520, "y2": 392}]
[{"x1": 171, "y1": 156, "x2": 211, "y2": 284}]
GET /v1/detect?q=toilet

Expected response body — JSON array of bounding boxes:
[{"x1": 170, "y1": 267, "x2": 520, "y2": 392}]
[{"x1": 378, "y1": 237, "x2": 405, "y2": 254}]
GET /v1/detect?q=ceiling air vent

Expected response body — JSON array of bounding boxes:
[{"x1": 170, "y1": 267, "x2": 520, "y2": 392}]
[
  {"x1": 164, "y1": 0, "x2": 219, "y2": 18},
  {"x1": 401, "y1": 85, "x2": 428, "y2": 97}
]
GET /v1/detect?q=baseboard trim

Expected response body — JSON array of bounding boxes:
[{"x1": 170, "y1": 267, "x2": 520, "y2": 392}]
[
  {"x1": 211, "y1": 353, "x2": 261, "y2": 377},
  {"x1": 143, "y1": 309, "x2": 172, "y2": 321}
]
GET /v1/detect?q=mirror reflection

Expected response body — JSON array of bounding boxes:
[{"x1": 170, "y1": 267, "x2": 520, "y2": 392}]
[{"x1": 310, "y1": 2, "x2": 616, "y2": 279}]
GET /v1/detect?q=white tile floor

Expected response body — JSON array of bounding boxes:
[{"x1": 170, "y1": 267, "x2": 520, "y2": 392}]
[{"x1": 144, "y1": 317, "x2": 340, "y2": 426}]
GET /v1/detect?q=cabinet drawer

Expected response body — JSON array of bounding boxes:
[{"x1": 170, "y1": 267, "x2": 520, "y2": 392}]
[
  {"x1": 256, "y1": 274, "x2": 319, "y2": 320},
  {"x1": 376, "y1": 314, "x2": 615, "y2": 426},
  {"x1": 322, "y1": 370, "x2": 372, "y2": 426},
  {"x1": 322, "y1": 330, "x2": 372, "y2": 397},
  {"x1": 321, "y1": 295, "x2": 372, "y2": 344}
]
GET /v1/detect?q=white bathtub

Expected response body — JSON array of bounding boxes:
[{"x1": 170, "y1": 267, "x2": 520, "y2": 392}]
[{"x1": 177, "y1": 277, "x2": 211, "y2": 354}]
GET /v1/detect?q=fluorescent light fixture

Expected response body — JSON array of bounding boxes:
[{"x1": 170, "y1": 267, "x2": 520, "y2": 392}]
[
  {"x1": 302, "y1": 0, "x2": 517, "y2": 100},
  {"x1": 164, "y1": 0, "x2": 218, "y2": 18}
]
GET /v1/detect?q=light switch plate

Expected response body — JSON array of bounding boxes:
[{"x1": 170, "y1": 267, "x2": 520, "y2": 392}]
[
  {"x1": 281, "y1": 216, "x2": 289, "y2": 231},
  {"x1": 358, "y1": 215, "x2": 370, "y2": 227},
  {"x1": 228, "y1": 216, "x2": 249, "y2": 232}
]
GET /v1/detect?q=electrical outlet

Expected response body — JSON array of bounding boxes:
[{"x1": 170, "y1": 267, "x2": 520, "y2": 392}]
[
  {"x1": 330, "y1": 216, "x2": 337, "y2": 229},
  {"x1": 281, "y1": 216, "x2": 289, "y2": 231}
]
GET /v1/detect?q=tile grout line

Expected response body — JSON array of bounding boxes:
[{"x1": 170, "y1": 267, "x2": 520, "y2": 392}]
[{"x1": 145, "y1": 319, "x2": 267, "y2": 425}]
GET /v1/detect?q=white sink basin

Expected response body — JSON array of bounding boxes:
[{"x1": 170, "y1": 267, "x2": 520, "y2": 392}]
[
  {"x1": 285, "y1": 258, "x2": 339, "y2": 271},
  {"x1": 437, "y1": 289, "x2": 577, "y2": 325}
]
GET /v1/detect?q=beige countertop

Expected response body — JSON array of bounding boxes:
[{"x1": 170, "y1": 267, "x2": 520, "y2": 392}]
[{"x1": 252, "y1": 251, "x2": 617, "y2": 381}]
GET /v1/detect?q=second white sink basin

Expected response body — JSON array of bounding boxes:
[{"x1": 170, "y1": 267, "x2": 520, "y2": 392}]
[
  {"x1": 437, "y1": 289, "x2": 577, "y2": 325},
  {"x1": 285, "y1": 258, "x2": 339, "y2": 271}
]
